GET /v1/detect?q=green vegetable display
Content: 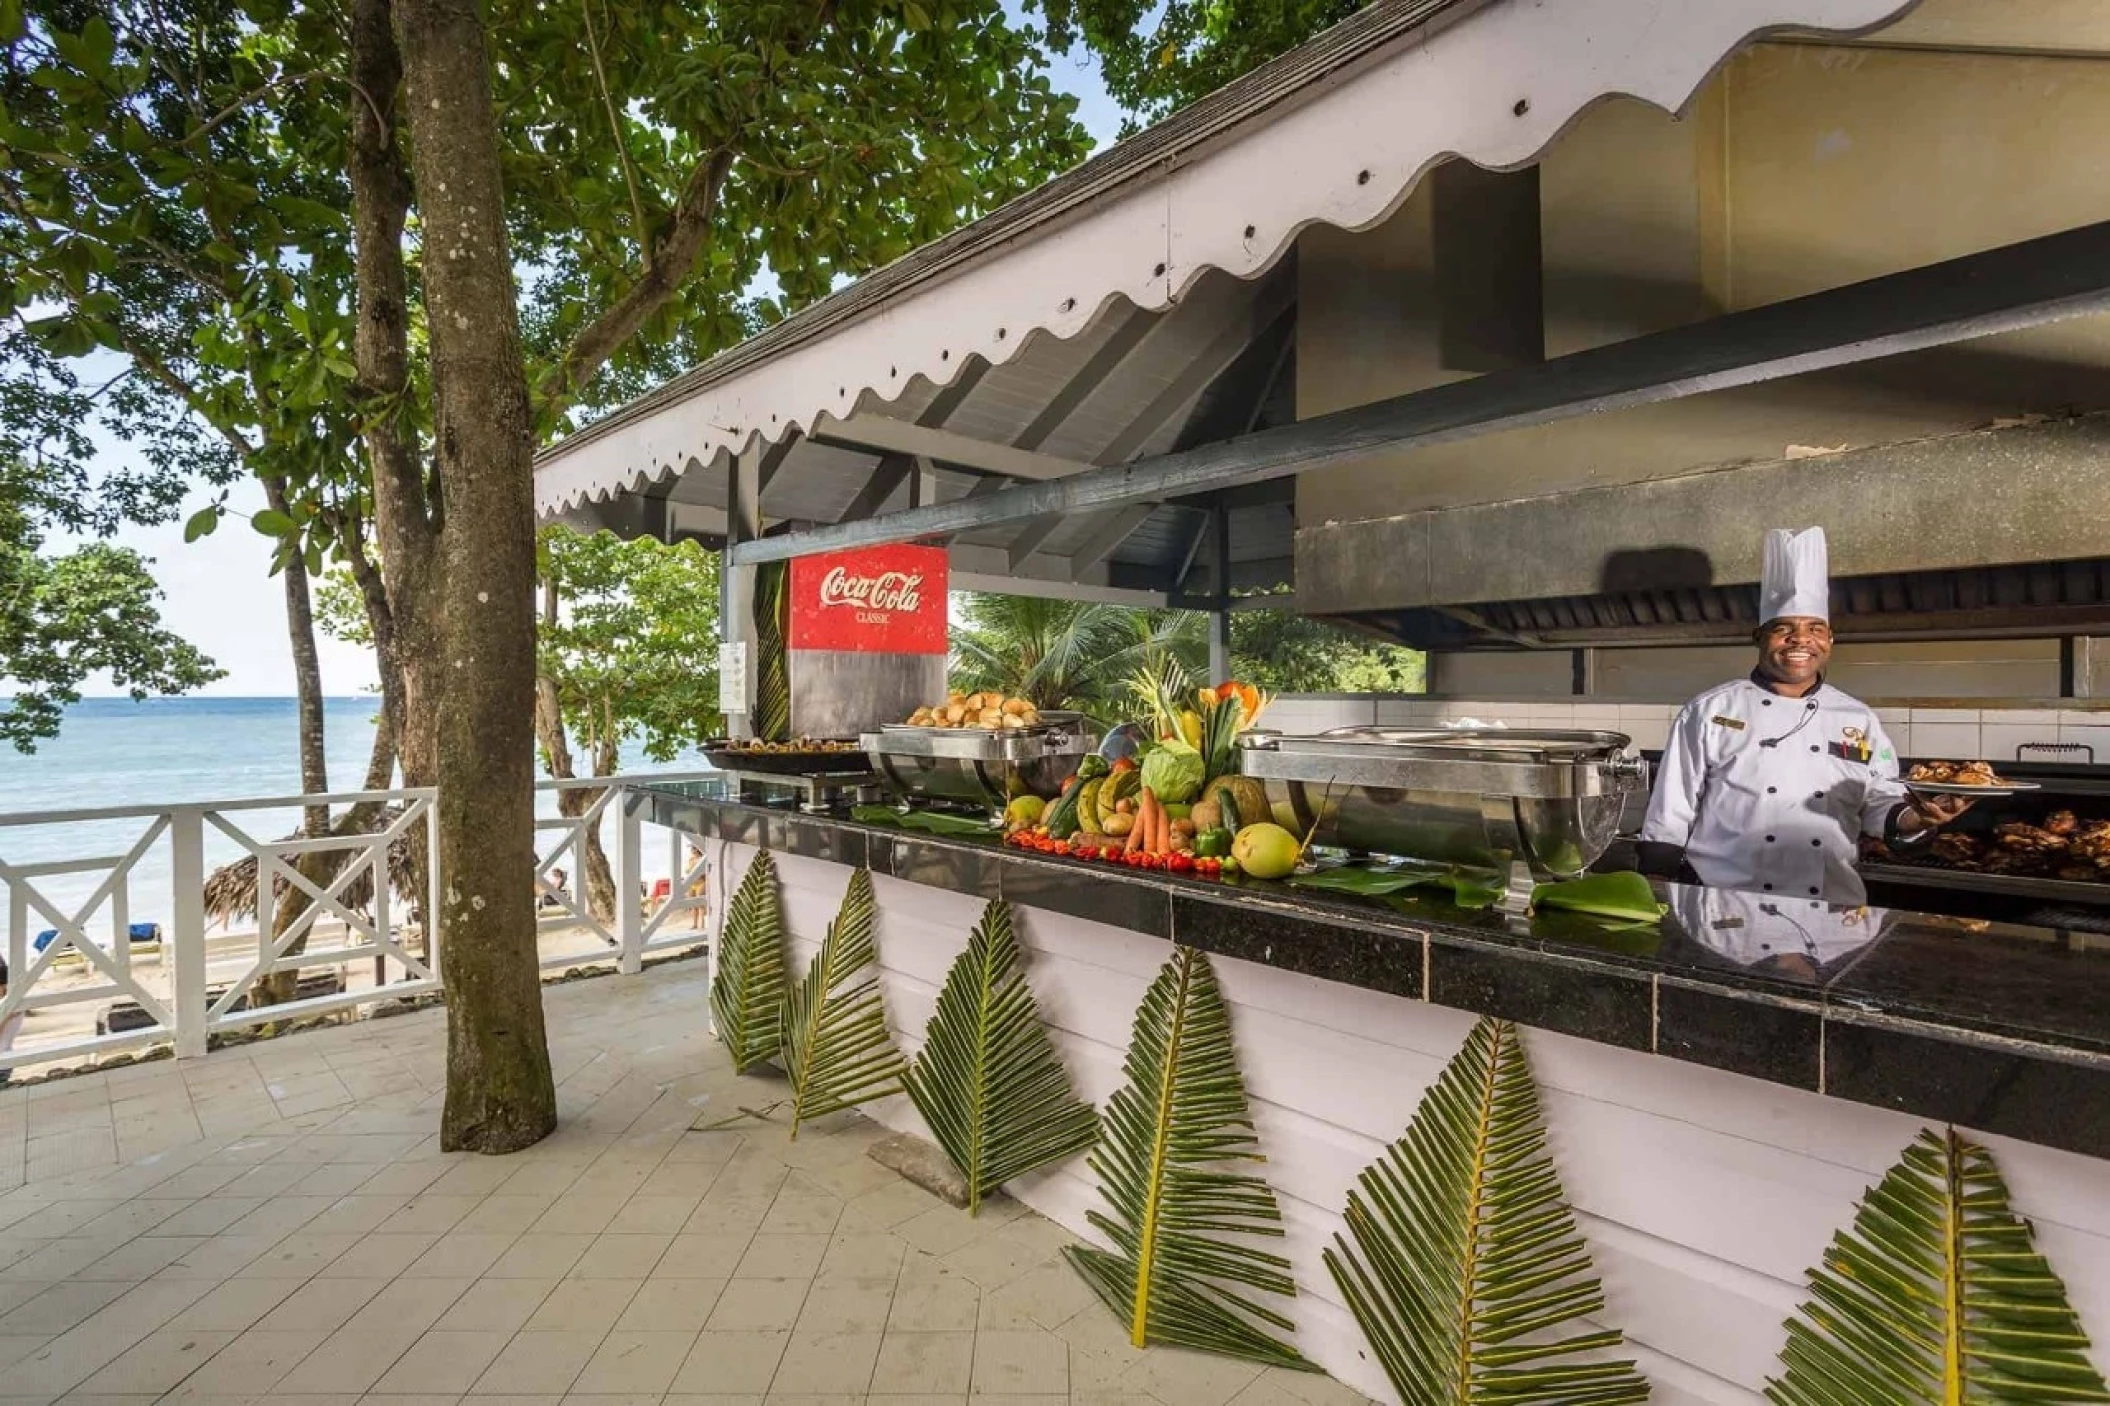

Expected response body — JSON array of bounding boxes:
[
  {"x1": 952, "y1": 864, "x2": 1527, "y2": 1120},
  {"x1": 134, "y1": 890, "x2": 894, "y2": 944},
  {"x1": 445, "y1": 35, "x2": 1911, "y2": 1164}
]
[{"x1": 1140, "y1": 740, "x2": 1205, "y2": 805}]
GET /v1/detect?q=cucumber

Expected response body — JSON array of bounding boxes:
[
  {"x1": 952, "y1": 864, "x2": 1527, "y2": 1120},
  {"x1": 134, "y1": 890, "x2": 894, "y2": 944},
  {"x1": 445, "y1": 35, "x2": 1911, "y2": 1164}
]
[{"x1": 1214, "y1": 783, "x2": 1242, "y2": 833}]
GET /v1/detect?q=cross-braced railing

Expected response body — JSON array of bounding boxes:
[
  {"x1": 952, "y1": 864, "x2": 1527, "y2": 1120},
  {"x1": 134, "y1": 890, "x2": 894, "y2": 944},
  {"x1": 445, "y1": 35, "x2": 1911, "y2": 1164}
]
[{"x1": 0, "y1": 772, "x2": 716, "y2": 1077}]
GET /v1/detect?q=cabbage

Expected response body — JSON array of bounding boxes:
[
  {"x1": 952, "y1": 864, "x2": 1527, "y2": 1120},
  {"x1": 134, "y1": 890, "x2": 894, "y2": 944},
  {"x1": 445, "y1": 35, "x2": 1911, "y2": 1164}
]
[{"x1": 1140, "y1": 741, "x2": 1206, "y2": 805}]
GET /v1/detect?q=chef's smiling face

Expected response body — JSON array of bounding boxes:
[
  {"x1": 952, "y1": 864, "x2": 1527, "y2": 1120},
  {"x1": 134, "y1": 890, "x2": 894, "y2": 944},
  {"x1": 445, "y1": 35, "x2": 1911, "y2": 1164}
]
[{"x1": 1756, "y1": 616, "x2": 1832, "y2": 692}]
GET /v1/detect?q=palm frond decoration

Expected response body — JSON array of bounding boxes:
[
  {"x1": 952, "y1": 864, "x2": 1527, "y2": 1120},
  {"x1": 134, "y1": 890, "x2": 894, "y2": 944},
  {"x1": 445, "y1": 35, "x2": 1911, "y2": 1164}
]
[
  {"x1": 1323, "y1": 1016, "x2": 1648, "y2": 1406},
  {"x1": 1065, "y1": 944, "x2": 1311, "y2": 1369},
  {"x1": 904, "y1": 899, "x2": 1098, "y2": 1215},
  {"x1": 752, "y1": 560, "x2": 790, "y2": 741},
  {"x1": 781, "y1": 867, "x2": 906, "y2": 1139},
  {"x1": 1767, "y1": 1126, "x2": 2109, "y2": 1405},
  {"x1": 709, "y1": 850, "x2": 788, "y2": 1074}
]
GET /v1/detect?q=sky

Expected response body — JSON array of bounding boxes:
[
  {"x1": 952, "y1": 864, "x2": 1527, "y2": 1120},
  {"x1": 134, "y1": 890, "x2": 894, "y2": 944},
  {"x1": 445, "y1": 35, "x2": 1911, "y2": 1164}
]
[{"x1": 65, "y1": 26, "x2": 1127, "y2": 699}]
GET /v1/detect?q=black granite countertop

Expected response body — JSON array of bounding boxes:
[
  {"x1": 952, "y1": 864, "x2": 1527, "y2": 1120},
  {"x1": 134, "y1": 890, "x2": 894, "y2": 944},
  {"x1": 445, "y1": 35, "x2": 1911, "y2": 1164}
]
[{"x1": 631, "y1": 781, "x2": 2110, "y2": 1162}]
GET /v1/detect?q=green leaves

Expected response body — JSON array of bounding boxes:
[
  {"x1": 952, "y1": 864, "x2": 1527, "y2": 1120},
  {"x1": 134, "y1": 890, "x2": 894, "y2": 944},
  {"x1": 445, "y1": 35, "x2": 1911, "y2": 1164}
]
[
  {"x1": 782, "y1": 867, "x2": 907, "y2": 1139},
  {"x1": 1767, "y1": 1127, "x2": 2109, "y2": 1405},
  {"x1": 710, "y1": 850, "x2": 790, "y2": 1075},
  {"x1": 250, "y1": 507, "x2": 296, "y2": 536},
  {"x1": 184, "y1": 506, "x2": 222, "y2": 543},
  {"x1": 904, "y1": 900, "x2": 1098, "y2": 1215},
  {"x1": 752, "y1": 559, "x2": 791, "y2": 742},
  {"x1": 1066, "y1": 945, "x2": 1311, "y2": 1369},
  {"x1": 1324, "y1": 1016, "x2": 1647, "y2": 1406},
  {"x1": 538, "y1": 525, "x2": 722, "y2": 763}
]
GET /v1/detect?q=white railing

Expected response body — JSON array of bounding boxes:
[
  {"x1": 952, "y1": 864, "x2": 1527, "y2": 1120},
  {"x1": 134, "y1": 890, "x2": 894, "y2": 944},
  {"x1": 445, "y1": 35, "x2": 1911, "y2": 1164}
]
[{"x1": 0, "y1": 773, "x2": 716, "y2": 1077}]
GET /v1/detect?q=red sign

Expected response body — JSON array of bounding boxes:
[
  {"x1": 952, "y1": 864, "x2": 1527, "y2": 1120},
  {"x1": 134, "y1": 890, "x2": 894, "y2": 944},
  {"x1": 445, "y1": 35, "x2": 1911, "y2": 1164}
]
[{"x1": 788, "y1": 545, "x2": 948, "y2": 654}]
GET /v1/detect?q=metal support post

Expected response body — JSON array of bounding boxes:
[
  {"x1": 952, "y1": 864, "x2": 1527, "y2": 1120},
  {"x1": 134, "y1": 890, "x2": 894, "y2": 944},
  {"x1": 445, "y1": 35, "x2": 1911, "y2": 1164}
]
[
  {"x1": 721, "y1": 448, "x2": 764, "y2": 739},
  {"x1": 618, "y1": 793, "x2": 643, "y2": 975},
  {"x1": 170, "y1": 807, "x2": 208, "y2": 1058},
  {"x1": 1207, "y1": 502, "x2": 1232, "y2": 682}
]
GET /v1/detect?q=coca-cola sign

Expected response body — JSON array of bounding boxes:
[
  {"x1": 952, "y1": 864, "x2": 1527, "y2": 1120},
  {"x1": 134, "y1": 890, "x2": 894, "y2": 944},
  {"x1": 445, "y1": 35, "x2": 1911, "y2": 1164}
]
[
  {"x1": 789, "y1": 545, "x2": 947, "y2": 655},
  {"x1": 818, "y1": 567, "x2": 923, "y2": 616}
]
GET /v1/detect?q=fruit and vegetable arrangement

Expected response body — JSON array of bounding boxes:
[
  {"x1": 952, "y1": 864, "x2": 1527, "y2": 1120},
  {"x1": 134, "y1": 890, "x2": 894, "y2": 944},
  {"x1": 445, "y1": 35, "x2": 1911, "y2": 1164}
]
[
  {"x1": 999, "y1": 675, "x2": 1305, "y2": 883},
  {"x1": 904, "y1": 692, "x2": 1044, "y2": 730}
]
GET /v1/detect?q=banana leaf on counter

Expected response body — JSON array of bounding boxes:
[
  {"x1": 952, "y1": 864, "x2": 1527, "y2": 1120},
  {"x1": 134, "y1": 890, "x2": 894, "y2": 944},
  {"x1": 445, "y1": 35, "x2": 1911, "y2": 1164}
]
[
  {"x1": 1290, "y1": 864, "x2": 1503, "y2": 910},
  {"x1": 1528, "y1": 872, "x2": 1666, "y2": 925},
  {"x1": 851, "y1": 806, "x2": 1002, "y2": 838}
]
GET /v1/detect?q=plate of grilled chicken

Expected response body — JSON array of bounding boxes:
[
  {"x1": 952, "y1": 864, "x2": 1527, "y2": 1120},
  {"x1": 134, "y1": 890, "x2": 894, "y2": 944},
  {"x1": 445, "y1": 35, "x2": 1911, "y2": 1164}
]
[{"x1": 1902, "y1": 759, "x2": 2040, "y2": 798}]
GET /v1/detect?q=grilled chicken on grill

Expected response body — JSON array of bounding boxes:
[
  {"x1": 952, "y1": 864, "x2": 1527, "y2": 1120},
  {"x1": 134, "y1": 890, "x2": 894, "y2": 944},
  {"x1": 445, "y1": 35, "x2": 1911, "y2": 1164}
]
[
  {"x1": 1931, "y1": 833, "x2": 1984, "y2": 867},
  {"x1": 1995, "y1": 821, "x2": 2069, "y2": 853}
]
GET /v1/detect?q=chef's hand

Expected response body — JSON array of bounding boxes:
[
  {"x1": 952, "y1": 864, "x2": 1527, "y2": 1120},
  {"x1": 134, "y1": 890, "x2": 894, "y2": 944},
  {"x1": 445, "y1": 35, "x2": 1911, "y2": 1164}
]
[{"x1": 1901, "y1": 794, "x2": 1975, "y2": 832}]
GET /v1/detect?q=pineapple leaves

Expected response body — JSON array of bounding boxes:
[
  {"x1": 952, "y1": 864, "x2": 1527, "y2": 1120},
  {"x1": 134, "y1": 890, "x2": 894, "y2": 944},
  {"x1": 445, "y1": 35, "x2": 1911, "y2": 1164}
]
[
  {"x1": 1767, "y1": 1126, "x2": 2109, "y2": 1405},
  {"x1": 752, "y1": 560, "x2": 791, "y2": 741},
  {"x1": 904, "y1": 899, "x2": 1098, "y2": 1215},
  {"x1": 709, "y1": 849, "x2": 788, "y2": 1074},
  {"x1": 1066, "y1": 944, "x2": 1312, "y2": 1369},
  {"x1": 782, "y1": 867, "x2": 906, "y2": 1139},
  {"x1": 1323, "y1": 1016, "x2": 1648, "y2": 1406}
]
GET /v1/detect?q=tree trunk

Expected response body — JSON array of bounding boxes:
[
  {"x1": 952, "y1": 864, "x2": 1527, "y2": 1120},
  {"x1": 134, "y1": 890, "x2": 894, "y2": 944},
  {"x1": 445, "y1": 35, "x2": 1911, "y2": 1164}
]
[
  {"x1": 257, "y1": 476, "x2": 336, "y2": 1012},
  {"x1": 532, "y1": 579, "x2": 616, "y2": 925},
  {"x1": 395, "y1": 0, "x2": 555, "y2": 1154},
  {"x1": 533, "y1": 678, "x2": 616, "y2": 927}
]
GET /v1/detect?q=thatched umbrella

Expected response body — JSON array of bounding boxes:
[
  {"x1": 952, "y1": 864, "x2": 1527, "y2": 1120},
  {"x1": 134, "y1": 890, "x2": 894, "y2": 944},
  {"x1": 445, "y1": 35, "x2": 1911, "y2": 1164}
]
[{"x1": 202, "y1": 806, "x2": 424, "y2": 930}]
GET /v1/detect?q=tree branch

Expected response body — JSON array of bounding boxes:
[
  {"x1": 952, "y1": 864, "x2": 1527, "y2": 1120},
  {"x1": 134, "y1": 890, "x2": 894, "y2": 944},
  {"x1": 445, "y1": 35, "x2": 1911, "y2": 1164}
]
[
  {"x1": 582, "y1": 0, "x2": 649, "y2": 259},
  {"x1": 536, "y1": 0, "x2": 840, "y2": 413}
]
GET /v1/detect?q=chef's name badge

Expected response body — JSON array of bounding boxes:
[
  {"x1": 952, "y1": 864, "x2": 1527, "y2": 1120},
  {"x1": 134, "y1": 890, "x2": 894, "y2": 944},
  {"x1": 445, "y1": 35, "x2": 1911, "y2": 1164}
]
[{"x1": 1709, "y1": 715, "x2": 1746, "y2": 731}]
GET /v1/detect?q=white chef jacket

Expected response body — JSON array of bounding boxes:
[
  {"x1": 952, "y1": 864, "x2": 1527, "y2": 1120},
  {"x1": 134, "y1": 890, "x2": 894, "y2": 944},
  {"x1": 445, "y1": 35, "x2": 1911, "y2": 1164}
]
[
  {"x1": 1668, "y1": 885, "x2": 1888, "y2": 971},
  {"x1": 1643, "y1": 676, "x2": 1911, "y2": 905}
]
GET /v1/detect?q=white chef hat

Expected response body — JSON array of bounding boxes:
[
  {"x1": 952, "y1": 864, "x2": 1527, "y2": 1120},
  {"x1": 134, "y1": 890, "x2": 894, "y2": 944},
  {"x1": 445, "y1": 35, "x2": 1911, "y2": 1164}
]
[{"x1": 1759, "y1": 526, "x2": 1829, "y2": 624}]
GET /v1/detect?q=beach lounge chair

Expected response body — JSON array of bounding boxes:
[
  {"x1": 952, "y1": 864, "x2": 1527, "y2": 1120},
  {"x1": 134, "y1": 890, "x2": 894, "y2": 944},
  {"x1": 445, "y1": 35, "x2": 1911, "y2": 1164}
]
[{"x1": 37, "y1": 923, "x2": 165, "y2": 967}]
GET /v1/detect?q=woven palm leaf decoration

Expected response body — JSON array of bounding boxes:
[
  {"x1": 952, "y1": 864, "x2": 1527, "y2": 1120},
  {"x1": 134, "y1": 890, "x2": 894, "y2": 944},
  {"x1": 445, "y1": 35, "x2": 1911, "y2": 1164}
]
[
  {"x1": 709, "y1": 850, "x2": 788, "y2": 1074},
  {"x1": 1323, "y1": 1016, "x2": 1648, "y2": 1406},
  {"x1": 1065, "y1": 944, "x2": 1311, "y2": 1369},
  {"x1": 904, "y1": 899, "x2": 1098, "y2": 1215},
  {"x1": 781, "y1": 867, "x2": 905, "y2": 1139},
  {"x1": 1767, "y1": 1126, "x2": 2109, "y2": 1405},
  {"x1": 752, "y1": 560, "x2": 791, "y2": 741}
]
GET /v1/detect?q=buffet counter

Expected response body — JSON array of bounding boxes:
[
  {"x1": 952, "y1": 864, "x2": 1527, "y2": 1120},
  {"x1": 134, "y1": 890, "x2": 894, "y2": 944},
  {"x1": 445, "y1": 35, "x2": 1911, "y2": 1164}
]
[{"x1": 631, "y1": 779, "x2": 2110, "y2": 1404}]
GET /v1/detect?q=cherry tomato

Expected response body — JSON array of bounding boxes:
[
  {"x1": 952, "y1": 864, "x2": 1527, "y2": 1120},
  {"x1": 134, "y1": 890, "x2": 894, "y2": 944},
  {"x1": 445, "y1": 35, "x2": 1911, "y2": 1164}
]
[{"x1": 1168, "y1": 852, "x2": 1195, "y2": 874}]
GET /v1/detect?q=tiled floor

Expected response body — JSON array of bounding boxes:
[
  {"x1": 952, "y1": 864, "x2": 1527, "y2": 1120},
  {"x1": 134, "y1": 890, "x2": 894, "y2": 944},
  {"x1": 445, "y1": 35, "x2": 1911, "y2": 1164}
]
[{"x1": 0, "y1": 960, "x2": 1370, "y2": 1406}]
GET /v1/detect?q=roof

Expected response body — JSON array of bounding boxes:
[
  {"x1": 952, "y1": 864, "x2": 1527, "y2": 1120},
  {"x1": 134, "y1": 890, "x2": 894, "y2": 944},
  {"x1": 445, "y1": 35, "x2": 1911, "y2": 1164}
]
[{"x1": 534, "y1": 0, "x2": 1923, "y2": 589}]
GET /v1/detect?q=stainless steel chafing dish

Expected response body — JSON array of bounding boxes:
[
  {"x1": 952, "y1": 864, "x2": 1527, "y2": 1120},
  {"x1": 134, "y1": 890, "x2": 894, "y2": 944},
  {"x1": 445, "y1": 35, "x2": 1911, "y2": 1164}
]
[
  {"x1": 861, "y1": 711, "x2": 1099, "y2": 813},
  {"x1": 1237, "y1": 727, "x2": 1649, "y2": 887}
]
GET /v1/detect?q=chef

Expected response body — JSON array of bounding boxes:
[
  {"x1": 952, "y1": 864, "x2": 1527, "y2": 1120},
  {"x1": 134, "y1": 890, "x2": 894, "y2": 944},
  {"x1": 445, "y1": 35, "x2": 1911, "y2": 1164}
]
[{"x1": 1639, "y1": 526, "x2": 1969, "y2": 905}]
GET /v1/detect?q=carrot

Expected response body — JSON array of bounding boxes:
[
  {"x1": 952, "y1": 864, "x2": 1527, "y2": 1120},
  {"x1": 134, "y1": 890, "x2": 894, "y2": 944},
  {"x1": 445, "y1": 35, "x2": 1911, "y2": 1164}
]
[
  {"x1": 1126, "y1": 789, "x2": 1152, "y2": 854},
  {"x1": 1154, "y1": 796, "x2": 1170, "y2": 854}
]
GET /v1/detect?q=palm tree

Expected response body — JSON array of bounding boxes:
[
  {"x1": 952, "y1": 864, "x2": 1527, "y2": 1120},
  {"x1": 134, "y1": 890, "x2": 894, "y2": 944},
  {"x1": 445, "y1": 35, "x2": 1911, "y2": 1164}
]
[{"x1": 950, "y1": 595, "x2": 1206, "y2": 719}]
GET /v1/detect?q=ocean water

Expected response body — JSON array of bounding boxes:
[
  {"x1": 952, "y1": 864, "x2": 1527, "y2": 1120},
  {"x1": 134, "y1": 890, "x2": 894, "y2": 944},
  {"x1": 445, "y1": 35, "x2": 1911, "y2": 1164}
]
[{"x1": 0, "y1": 697, "x2": 708, "y2": 923}]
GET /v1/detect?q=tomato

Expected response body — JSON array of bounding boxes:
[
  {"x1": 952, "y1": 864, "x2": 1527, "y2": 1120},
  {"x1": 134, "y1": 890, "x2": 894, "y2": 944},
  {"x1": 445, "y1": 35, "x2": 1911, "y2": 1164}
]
[{"x1": 1168, "y1": 852, "x2": 1195, "y2": 874}]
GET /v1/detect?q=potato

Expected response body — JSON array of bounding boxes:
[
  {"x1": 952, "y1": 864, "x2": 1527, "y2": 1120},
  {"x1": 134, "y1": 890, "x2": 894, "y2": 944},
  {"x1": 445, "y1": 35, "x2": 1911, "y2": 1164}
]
[
  {"x1": 1172, "y1": 818, "x2": 1197, "y2": 837},
  {"x1": 1191, "y1": 799, "x2": 1222, "y2": 830},
  {"x1": 1105, "y1": 813, "x2": 1136, "y2": 837}
]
